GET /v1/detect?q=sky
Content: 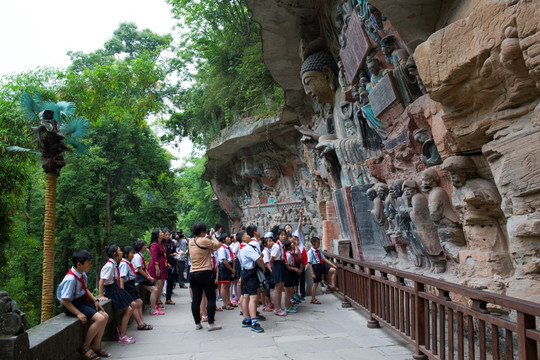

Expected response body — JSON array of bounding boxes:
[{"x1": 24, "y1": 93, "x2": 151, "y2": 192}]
[{"x1": 0, "y1": 0, "x2": 193, "y2": 167}]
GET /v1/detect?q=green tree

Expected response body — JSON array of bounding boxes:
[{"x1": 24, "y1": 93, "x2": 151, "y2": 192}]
[
  {"x1": 164, "y1": 0, "x2": 284, "y2": 145},
  {"x1": 0, "y1": 69, "x2": 59, "y2": 263},
  {"x1": 176, "y1": 156, "x2": 228, "y2": 232},
  {"x1": 12, "y1": 90, "x2": 90, "y2": 322}
]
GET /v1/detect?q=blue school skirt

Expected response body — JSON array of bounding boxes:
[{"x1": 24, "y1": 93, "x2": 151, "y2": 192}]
[
  {"x1": 104, "y1": 282, "x2": 133, "y2": 311},
  {"x1": 218, "y1": 263, "x2": 232, "y2": 283},
  {"x1": 264, "y1": 268, "x2": 274, "y2": 290},
  {"x1": 124, "y1": 280, "x2": 140, "y2": 301},
  {"x1": 285, "y1": 269, "x2": 298, "y2": 288},
  {"x1": 270, "y1": 260, "x2": 287, "y2": 284}
]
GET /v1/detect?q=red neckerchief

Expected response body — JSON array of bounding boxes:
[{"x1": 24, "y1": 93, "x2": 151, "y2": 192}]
[
  {"x1": 107, "y1": 259, "x2": 120, "y2": 282},
  {"x1": 137, "y1": 252, "x2": 147, "y2": 271},
  {"x1": 222, "y1": 244, "x2": 234, "y2": 261},
  {"x1": 67, "y1": 268, "x2": 90, "y2": 302},
  {"x1": 211, "y1": 254, "x2": 217, "y2": 271},
  {"x1": 315, "y1": 249, "x2": 323, "y2": 264},
  {"x1": 276, "y1": 240, "x2": 285, "y2": 258},
  {"x1": 121, "y1": 259, "x2": 137, "y2": 279},
  {"x1": 286, "y1": 251, "x2": 295, "y2": 266},
  {"x1": 240, "y1": 243, "x2": 247, "y2": 249}
]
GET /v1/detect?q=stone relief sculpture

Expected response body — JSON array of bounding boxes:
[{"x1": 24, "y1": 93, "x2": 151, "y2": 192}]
[
  {"x1": 412, "y1": 128, "x2": 442, "y2": 167},
  {"x1": 384, "y1": 179, "x2": 404, "y2": 236},
  {"x1": 359, "y1": 55, "x2": 387, "y2": 140},
  {"x1": 421, "y1": 168, "x2": 466, "y2": 262},
  {"x1": 381, "y1": 35, "x2": 425, "y2": 107},
  {"x1": 441, "y1": 156, "x2": 508, "y2": 254},
  {"x1": 402, "y1": 180, "x2": 446, "y2": 273},
  {"x1": 0, "y1": 291, "x2": 27, "y2": 336},
  {"x1": 367, "y1": 183, "x2": 396, "y2": 256}
]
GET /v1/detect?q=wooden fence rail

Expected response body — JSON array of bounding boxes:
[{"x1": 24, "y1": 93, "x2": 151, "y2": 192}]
[{"x1": 324, "y1": 251, "x2": 540, "y2": 360}]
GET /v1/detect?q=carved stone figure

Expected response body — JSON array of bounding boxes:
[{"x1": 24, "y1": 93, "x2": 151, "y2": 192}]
[
  {"x1": 381, "y1": 35, "x2": 424, "y2": 106},
  {"x1": 368, "y1": 183, "x2": 388, "y2": 227},
  {"x1": 422, "y1": 168, "x2": 466, "y2": 262},
  {"x1": 402, "y1": 180, "x2": 446, "y2": 272},
  {"x1": 0, "y1": 291, "x2": 27, "y2": 336},
  {"x1": 413, "y1": 128, "x2": 442, "y2": 167},
  {"x1": 360, "y1": 55, "x2": 387, "y2": 139},
  {"x1": 384, "y1": 179, "x2": 404, "y2": 236},
  {"x1": 301, "y1": 51, "x2": 339, "y2": 105},
  {"x1": 442, "y1": 156, "x2": 508, "y2": 254}
]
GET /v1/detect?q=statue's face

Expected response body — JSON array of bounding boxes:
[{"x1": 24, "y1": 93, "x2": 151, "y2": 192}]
[
  {"x1": 302, "y1": 70, "x2": 335, "y2": 104},
  {"x1": 421, "y1": 172, "x2": 436, "y2": 192},
  {"x1": 391, "y1": 184, "x2": 402, "y2": 198},
  {"x1": 403, "y1": 186, "x2": 416, "y2": 200},
  {"x1": 367, "y1": 58, "x2": 381, "y2": 76},
  {"x1": 377, "y1": 187, "x2": 387, "y2": 200},
  {"x1": 263, "y1": 167, "x2": 279, "y2": 182},
  {"x1": 449, "y1": 171, "x2": 467, "y2": 188},
  {"x1": 367, "y1": 190, "x2": 376, "y2": 201},
  {"x1": 413, "y1": 132, "x2": 429, "y2": 144}
]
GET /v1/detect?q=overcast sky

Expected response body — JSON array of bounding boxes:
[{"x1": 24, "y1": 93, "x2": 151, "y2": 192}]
[{"x1": 0, "y1": 0, "x2": 193, "y2": 167}]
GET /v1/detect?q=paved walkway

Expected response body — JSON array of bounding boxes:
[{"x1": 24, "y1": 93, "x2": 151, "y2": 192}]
[{"x1": 103, "y1": 289, "x2": 414, "y2": 360}]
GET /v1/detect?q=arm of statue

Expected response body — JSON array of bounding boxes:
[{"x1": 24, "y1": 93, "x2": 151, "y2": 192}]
[{"x1": 294, "y1": 125, "x2": 320, "y2": 141}]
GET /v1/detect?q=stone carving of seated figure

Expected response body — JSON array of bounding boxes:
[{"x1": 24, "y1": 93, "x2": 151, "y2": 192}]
[{"x1": 421, "y1": 168, "x2": 466, "y2": 262}]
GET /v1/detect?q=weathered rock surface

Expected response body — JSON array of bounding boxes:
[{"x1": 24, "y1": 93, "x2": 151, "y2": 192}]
[{"x1": 205, "y1": 0, "x2": 540, "y2": 303}]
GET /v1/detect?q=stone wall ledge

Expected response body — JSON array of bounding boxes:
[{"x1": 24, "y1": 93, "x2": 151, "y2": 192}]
[{"x1": 3, "y1": 285, "x2": 149, "y2": 360}]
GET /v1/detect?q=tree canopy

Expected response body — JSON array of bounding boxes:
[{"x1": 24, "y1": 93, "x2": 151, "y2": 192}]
[{"x1": 164, "y1": 0, "x2": 284, "y2": 145}]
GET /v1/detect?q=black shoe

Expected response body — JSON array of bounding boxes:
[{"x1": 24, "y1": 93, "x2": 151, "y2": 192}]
[
  {"x1": 256, "y1": 313, "x2": 266, "y2": 321},
  {"x1": 242, "y1": 319, "x2": 250, "y2": 328},
  {"x1": 251, "y1": 323, "x2": 264, "y2": 333}
]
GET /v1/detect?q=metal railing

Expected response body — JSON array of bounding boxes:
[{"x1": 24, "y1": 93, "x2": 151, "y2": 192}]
[{"x1": 324, "y1": 252, "x2": 540, "y2": 360}]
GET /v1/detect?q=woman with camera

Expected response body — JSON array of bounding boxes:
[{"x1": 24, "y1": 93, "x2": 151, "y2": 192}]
[{"x1": 188, "y1": 222, "x2": 222, "y2": 331}]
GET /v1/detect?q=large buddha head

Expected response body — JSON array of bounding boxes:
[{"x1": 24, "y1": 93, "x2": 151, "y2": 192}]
[{"x1": 301, "y1": 51, "x2": 339, "y2": 104}]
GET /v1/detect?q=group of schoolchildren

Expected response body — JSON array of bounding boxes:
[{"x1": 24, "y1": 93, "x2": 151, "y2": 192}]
[
  {"x1": 57, "y1": 231, "x2": 180, "y2": 360},
  {"x1": 207, "y1": 208, "x2": 338, "y2": 334},
  {"x1": 56, "y1": 209, "x2": 338, "y2": 358}
]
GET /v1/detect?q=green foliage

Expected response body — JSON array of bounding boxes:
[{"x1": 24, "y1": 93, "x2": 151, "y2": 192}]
[
  {"x1": 164, "y1": 0, "x2": 284, "y2": 145},
  {"x1": 0, "y1": 69, "x2": 59, "y2": 262},
  {"x1": 176, "y1": 156, "x2": 228, "y2": 232}
]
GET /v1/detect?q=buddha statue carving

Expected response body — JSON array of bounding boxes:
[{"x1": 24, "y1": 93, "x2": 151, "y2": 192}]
[{"x1": 301, "y1": 50, "x2": 339, "y2": 105}]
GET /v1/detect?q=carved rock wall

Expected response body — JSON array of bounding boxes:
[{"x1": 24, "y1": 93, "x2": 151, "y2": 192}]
[{"x1": 205, "y1": 0, "x2": 540, "y2": 303}]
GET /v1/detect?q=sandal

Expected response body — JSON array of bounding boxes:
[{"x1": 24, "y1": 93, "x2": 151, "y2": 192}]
[
  {"x1": 93, "y1": 348, "x2": 111, "y2": 358},
  {"x1": 201, "y1": 315, "x2": 209, "y2": 322},
  {"x1": 118, "y1": 335, "x2": 136, "y2": 344},
  {"x1": 137, "y1": 323, "x2": 153, "y2": 330},
  {"x1": 80, "y1": 346, "x2": 99, "y2": 360},
  {"x1": 310, "y1": 299, "x2": 322, "y2": 304},
  {"x1": 223, "y1": 305, "x2": 234, "y2": 310},
  {"x1": 216, "y1": 307, "x2": 223, "y2": 311}
]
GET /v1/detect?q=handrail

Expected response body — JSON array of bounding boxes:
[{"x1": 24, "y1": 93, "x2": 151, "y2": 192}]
[{"x1": 324, "y1": 251, "x2": 539, "y2": 360}]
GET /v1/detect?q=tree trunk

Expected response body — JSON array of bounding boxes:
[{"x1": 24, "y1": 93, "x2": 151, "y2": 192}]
[
  {"x1": 40, "y1": 172, "x2": 57, "y2": 323},
  {"x1": 105, "y1": 176, "x2": 111, "y2": 247}
]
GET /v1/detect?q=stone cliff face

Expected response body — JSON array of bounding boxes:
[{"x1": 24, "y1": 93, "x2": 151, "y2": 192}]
[{"x1": 203, "y1": 0, "x2": 540, "y2": 302}]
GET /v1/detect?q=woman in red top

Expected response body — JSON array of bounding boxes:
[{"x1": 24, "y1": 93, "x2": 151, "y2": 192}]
[{"x1": 148, "y1": 229, "x2": 168, "y2": 309}]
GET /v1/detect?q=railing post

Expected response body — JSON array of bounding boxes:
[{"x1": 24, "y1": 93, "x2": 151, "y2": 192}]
[
  {"x1": 367, "y1": 267, "x2": 379, "y2": 328},
  {"x1": 517, "y1": 311, "x2": 536, "y2": 360},
  {"x1": 413, "y1": 281, "x2": 427, "y2": 360}
]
